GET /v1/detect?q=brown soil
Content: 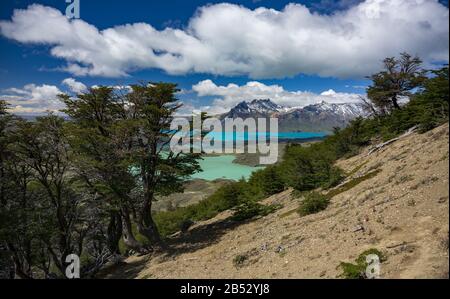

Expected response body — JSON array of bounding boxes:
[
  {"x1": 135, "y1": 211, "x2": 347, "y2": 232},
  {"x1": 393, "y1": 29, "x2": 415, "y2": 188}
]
[{"x1": 105, "y1": 124, "x2": 449, "y2": 279}]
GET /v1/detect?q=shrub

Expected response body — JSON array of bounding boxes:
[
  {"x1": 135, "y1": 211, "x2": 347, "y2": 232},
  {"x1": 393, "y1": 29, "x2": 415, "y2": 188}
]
[
  {"x1": 154, "y1": 180, "x2": 253, "y2": 237},
  {"x1": 233, "y1": 254, "x2": 248, "y2": 268},
  {"x1": 297, "y1": 192, "x2": 330, "y2": 216},
  {"x1": 321, "y1": 167, "x2": 345, "y2": 189},
  {"x1": 339, "y1": 248, "x2": 386, "y2": 279},
  {"x1": 325, "y1": 169, "x2": 381, "y2": 198},
  {"x1": 248, "y1": 165, "x2": 285, "y2": 196},
  {"x1": 231, "y1": 201, "x2": 279, "y2": 221},
  {"x1": 281, "y1": 144, "x2": 344, "y2": 191}
]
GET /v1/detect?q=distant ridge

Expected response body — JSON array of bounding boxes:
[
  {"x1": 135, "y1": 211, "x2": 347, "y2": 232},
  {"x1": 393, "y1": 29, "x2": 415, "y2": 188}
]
[{"x1": 221, "y1": 99, "x2": 368, "y2": 132}]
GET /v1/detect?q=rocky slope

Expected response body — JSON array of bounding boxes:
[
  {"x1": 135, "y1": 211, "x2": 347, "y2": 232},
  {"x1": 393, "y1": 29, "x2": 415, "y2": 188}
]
[{"x1": 105, "y1": 123, "x2": 449, "y2": 279}]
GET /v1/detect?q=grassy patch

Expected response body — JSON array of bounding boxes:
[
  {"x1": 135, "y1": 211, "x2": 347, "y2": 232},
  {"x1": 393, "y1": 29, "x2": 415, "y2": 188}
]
[
  {"x1": 346, "y1": 161, "x2": 369, "y2": 177},
  {"x1": 279, "y1": 208, "x2": 298, "y2": 219},
  {"x1": 118, "y1": 224, "x2": 151, "y2": 254},
  {"x1": 297, "y1": 192, "x2": 330, "y2": 216},
  {"x1": 291, "y1": 189, "x2": 308, "y2": 199},
  {"x1": 326, "y1": 169, "x2": 382, "y2": 199},
  {"x1": 339, "y1": 248, "x2": 386, "y2": 279},
  {"x1": 231, "y1": 202, "x2": 280, "y2": 221},
  {"x1": 233, "y1": 254, "x2": 248, "y2": 268}
]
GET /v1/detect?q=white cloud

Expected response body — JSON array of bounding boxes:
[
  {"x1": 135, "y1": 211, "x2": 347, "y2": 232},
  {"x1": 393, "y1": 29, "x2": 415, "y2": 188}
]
[
  {"x1": 0, "y1": 79, "x2": 134, "y2": 114},
  {"x1": 62, "y1": 78, "x2": 87, "y2": 93},
  {"x1": 1, "y1": 79, "x2": 363, "y2": 115},
  {"x1": 1, "y1": 84, "x2": 63, "y2": 115},
  {"x1": 191, "y1": 79, "x2": 363, "y2": 113},
  {"x1": 0, "y1": 1, "x2": 448, "y2": 79}
]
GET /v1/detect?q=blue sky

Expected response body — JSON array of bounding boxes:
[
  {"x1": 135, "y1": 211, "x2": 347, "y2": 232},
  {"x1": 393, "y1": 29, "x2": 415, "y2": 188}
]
[{"x1": 0, "y1": 0, "x2": 448, "y2": 114}]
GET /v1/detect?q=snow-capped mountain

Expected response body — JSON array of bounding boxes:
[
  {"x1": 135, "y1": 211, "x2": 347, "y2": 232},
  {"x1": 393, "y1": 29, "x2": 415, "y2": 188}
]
[
  {"x1": 225, "y1": 99, "x2": 284, "y2": 118},
  {"x1": 277, "y1": 101, "x2": 368, "y2": 132},
  {"x1": 221, "y1": 99, "x2": 368, "y2": 132}
]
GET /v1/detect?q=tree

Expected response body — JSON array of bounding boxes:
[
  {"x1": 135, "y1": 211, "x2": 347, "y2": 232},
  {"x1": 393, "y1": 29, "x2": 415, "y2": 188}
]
[
  {"x1": 123, "y1": 83, "x2": 201, "y2": 248},
  {"x1": 0, "y1": 100, "x2": 28, "y2": 279},
  {"x1": 61, "y1": 87, "x2": 143, "y2": 252},
  {"x1": 280, "y1": 143, "x2": 342, "y2": 191},
  {"x1": 62, "y1": 83, "x2": 201, "y2": 250},
  {"x1": 0, "y1": 100, "x2": 8, "y2": 115},
  {"x1": 248, "y1": 166, "x2": 284, "y2": 197},
  {"x1": 0, "y1": 102, "x2": 46, "y2": 279},
  {"x1": 367, "y1": 53, "x2": 426, "y2": 112},
  {"x1": 10, "y1": 116, "x2": 86, "y2": 276},
  {"x1": 11, "y1": 115, "x2": 117, "y2": 278},
  {"x1": 410, "y1": 65, "x2": 449, "y2": 131},
  {"x1": 0, "y1": 100, "x2": 10, "y2": 207}
]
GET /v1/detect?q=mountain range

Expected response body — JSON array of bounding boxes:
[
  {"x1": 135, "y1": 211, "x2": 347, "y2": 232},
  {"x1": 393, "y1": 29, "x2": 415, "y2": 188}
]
[{"x1": 220, "y1": 99, "x2": 368, "y2": 132}]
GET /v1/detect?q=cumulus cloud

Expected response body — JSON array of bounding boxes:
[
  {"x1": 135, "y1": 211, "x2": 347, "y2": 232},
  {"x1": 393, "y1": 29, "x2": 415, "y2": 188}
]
[
  {"x1": 191, "y1": 79, "x2": 363, "y2": 114},
  {"x1": 0, "y1": 1, "x2": 448, "y2": 79},
  {"x1": 0, "y1": 79, "x2": 134, "y2": 114},
  {"x1": 1, "y1": 79, "x2": 363, "y2": 115},
  {"x1": 0, "y1": 84, "x2": 63, "y2": 115},
  {"x1": 62, "y1": 78, "x2": 87, "y2": 93}
]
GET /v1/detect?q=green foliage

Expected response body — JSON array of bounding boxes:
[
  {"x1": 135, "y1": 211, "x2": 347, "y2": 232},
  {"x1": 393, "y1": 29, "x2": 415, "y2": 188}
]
[
  {"x1": 357, "y1": 65, "x2": 448, "y2": 140},
  {"x1": 118, "y1": 223, "x2": 151, "y2": 255},
  {"x1": 367, "y1": 53, "x2": 427, "y2": 111},
  {"x1": 297, "y1": 192, "x2": 330, "y2": 216},
  {"x1": 233, "y1": 254, "x2": 248, "y2": 268},
  {"x1": 154, "y1": 180, "x2": 250, "y2": 237},
  {"x1": 248, "y1": 165, "x2": 285, "y2": 196},
  {"x1": 63, "y1": 83, "x2": 202, "y2": 247},
  {"x1": 340, "y1": 249, "x2": 386, "y2": 279},
  {"x1": 0, "y1": 100, "x2": 8, "y2": 115},
  {"x1": 346, "y1": 161, "x2": 369, "y2": 177},
  {"x1": 280, "y1": 143, "x2": 344, "y2": 191},
  {"x1": 231, "y1": 201, "x2": 279, "y2": 221},
  {"x1": 325, "y1": 169, "x2": 382, "y2": 198},
  {"x1": 339, "y1": 262, "x2": 364, "y2": 279},
  {"x1": 413, "y1": 66, "x2": 449, "y2": 132},
  {"x1": 278, "y1": 208, "x2": 298, "y2": 219},
  {"x1": 154, "y1": 176, "x2": 283, "y2": 237}
]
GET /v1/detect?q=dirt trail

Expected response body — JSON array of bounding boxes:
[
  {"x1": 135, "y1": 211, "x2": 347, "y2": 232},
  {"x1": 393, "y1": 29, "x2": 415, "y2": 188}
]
[{"x1": 105, "y1": 124, "x2": 449, "y2": 279}]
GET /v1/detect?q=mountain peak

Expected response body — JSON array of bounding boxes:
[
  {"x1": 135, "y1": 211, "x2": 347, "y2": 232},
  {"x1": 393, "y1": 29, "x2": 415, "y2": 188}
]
[
  {"x1": 222, "y1": 99, "x2": 368, "y2": 132},
  {"x1": 226, "y1": 99, "x2": 283, "y2": 117}
]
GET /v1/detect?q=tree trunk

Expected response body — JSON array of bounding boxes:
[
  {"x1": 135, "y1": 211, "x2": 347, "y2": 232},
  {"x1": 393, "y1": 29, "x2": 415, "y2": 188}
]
[
  {"x1": 7, "y1": 243, "x2": 33, "y2": 279},
  {"x1": 392, "y1": 96, "x2": 401, "y2": 110},
  {"x1": 137, "y1": 193, "x2": 165, "y2": 250},
  {"x1": 107, "y1": 211, "x2": 122, "y2": 255},
  {"x1": 120, "y1": 208, "x2": 144, "y2": 253}
]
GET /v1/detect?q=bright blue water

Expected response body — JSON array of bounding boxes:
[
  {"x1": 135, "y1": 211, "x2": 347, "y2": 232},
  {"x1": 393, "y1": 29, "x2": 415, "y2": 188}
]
[
  {"x1": 193, "y1": 131, "x2": 328, "y2": 143},
  {"x1": 190, "y1": 132, "x2": 327, "y2": 181},
  {"x1": 191, "y1": 155, "x2": 265, "y2": 181}
]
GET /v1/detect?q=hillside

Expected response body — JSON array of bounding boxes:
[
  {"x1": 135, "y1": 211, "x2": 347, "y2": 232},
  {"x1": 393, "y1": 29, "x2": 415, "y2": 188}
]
[{"x1": 104, "y1": 123, "x2": 449, "y2": 279}]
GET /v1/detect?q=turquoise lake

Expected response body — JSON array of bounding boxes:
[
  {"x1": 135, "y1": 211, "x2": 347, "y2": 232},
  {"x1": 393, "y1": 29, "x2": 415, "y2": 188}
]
[
  {"x1": 186, "y1": 131, "x2": 328, "y2": 181},
  {"x1": 191, "y1": 155, "x2": 265, "y2": 181},
  {"x1": 196, "y1": 131, "x2": 328, "y2": 141}
]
